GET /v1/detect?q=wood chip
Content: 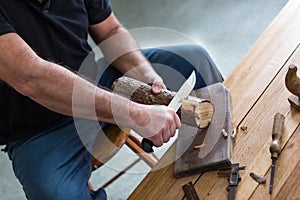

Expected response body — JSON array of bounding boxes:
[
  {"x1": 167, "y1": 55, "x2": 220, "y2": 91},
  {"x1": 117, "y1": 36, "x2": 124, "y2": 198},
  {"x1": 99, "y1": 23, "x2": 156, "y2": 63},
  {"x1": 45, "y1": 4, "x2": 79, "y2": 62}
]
[
  {"x1": 193, "y1": 143, "x2": 206, "y2": 149},
  {"x1": 240, "y1": 126, "x2": 248, "y2": 132},
  {"x1": 231, "y1": 128, "x2": 237, "y2": 143},
  {"x1": 250, "y1": 172, "x2": 266, "y2": 184},
  {"x1": 221, "y1": 129, "x2": 228, "y2": 138}
]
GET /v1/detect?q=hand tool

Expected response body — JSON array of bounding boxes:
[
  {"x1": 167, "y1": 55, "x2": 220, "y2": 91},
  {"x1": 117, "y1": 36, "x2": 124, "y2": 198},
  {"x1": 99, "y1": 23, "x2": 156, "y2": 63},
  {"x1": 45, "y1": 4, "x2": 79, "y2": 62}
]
[
  {"x1": 182, "y1": 181, "x2": 200, "y2": 200},
  {"x1": 142, "y1": 71, "x2": 196, "y2": 153},
  {"x1": 285, "y1": 64, "x2": 300, "y2": 111},
  {"x1": 218, "y1": 163, "x2": 246, "y2": 200},
  {"x1": 269, "y1": 113, "x2": 285, "y2": 194}
]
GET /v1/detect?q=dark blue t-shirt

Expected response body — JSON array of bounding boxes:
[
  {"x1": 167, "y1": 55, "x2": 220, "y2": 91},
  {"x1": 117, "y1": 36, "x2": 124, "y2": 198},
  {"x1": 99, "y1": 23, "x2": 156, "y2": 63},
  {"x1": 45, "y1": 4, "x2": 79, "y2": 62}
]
[{"x1": 0, "y1": 0, "x2": 112, "y2": 144}]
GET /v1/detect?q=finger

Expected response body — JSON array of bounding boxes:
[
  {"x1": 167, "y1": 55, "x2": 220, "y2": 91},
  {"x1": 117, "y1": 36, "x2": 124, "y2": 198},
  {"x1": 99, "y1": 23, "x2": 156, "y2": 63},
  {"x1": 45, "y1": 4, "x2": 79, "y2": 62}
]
[
  {"x1": 151, "y1": 134, "x2": 163, "y2": 147},
  {"x1": 170, "y1": 123, "x2": 176, "y2": 137},
  {"x1": 162, "y1": 134, "x2": 169, "y2": 143},
  {"x1": 151, "y1": 81, "x2": 165, "y2": 94},
  {"x1": 174, "y1": 112, "x2": 181, "y2": 129},
  {"x1": 162, "y1": 127, "x2": 171, "y2": 143}
]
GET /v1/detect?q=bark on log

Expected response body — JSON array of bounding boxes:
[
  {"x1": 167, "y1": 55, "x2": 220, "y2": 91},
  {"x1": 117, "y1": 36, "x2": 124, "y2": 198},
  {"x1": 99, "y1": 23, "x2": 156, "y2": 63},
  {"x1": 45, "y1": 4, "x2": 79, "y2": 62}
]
[{"x1": 112, "y1": 76, "x2": 214, "y2": 128}]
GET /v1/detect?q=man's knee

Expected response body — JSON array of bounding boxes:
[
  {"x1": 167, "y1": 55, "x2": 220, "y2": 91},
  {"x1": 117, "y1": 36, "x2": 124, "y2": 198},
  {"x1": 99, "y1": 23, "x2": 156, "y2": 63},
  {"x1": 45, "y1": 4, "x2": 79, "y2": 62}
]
[
  {"x1": 162, "y1": 45, "x2": 223, "y2": 87},
  {"x1": 181, "y1": 45, "x2": 224, "y2": 86},
  {"x1": 179, "y1": 44, "x2": 209, "y2": 57}
]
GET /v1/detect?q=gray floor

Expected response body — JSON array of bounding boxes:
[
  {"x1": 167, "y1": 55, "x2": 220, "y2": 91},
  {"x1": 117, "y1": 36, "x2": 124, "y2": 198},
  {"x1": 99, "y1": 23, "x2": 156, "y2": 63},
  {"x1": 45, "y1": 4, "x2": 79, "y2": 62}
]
[{"x1": 0, "y1": 0, "x2": 287, "y2": 199}]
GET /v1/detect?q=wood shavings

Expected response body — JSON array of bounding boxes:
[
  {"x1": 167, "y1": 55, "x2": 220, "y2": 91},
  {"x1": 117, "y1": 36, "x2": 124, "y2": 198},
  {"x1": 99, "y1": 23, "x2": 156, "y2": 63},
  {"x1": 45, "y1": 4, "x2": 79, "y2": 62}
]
[
  {"x1": 250, "y1": 172, "x2": 266, "y2": 184},
  {"x1": 240, "y1": 126, "x2": 248, "y2": 134},
  {"x1": 231, "y1": 128, "x2": 237, "y2": 143},
  {"x1": 221, "y1": 129, "x2": 228, "y2": 138},
  {"x1": 193, "y1": 143, "x2": 206, "y2": 149},
  {"x1": 240, "y1": 126, "x2": 247, "y2": 131}
]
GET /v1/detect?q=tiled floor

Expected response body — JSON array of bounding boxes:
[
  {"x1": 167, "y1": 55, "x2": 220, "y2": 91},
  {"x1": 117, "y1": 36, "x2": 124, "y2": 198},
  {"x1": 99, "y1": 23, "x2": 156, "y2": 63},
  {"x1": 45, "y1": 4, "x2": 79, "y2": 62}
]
[{"x1": 0, "y1": 0, "x2": 287, "y2": 199}]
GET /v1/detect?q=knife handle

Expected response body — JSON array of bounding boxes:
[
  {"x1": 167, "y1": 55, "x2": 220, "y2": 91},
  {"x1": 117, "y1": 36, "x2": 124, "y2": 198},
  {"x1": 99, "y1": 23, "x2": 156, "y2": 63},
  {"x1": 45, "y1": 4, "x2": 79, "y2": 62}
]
[{"x1": 142, "y1": 138, "x2": 154, "y2": 153}]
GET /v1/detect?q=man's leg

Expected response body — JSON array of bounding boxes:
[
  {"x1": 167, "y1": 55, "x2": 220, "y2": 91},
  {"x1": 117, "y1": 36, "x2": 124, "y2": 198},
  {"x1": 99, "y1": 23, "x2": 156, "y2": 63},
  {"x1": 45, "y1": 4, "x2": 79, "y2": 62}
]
[
  {"x1": 98, "y1": 44, "x2": 223, "y2": 90},
  {"x1": 142, "y1": 45, "x2": 224, "y2": 90},
  {"x1": 7, "y1": 119, "x2": 106, "y2": 200}
]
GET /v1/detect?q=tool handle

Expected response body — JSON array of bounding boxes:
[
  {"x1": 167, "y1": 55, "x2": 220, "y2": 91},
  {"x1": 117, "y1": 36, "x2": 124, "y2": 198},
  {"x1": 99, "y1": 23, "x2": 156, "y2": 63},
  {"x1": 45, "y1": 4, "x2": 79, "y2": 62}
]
[
  {"x1": 269, "y1": 113, "x2": 285, "y2": 159},
  {"x1": 142, "y1": 138, "x2": 154, "y2": 153}
]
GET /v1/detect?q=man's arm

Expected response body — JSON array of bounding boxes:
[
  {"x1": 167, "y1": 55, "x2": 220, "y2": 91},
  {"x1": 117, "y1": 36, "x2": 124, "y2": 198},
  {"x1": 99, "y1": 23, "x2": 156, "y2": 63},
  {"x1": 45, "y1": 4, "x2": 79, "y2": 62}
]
[
  {"x1": 0, "y1": 33, "x2": 124, "y2": 123},
  {"x1": 0, "y1": 33, "x2": 180, "y2": 146},
  {"x1": 89, "y1": 13, "x2": 165, "y2": 93}
]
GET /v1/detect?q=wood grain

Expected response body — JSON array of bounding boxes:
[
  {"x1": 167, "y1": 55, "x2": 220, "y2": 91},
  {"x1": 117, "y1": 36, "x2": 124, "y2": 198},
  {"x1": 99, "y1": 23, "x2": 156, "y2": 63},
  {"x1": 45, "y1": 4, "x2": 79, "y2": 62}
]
[
  {"x1": 275, "y1": 148, "x2": 300, "y2": 200},
  {"x1": 129, "y1": 0, "x2": 300, "y2": 199},
  {"x1": 250, "y1": 125, "x2": 300, "y2": 200},
  {"x1": 130, "y1": 144, "x2": 199, "y2": 200},
  {"x1": 198, "y1": 45, "x2": 300, "y2": 200},
  {"x1": 224, "y1": 0, "x2": 300, "y2": 128},
  {"x1": 174, "y1": 83, "x2": 232, "y2": 177}
]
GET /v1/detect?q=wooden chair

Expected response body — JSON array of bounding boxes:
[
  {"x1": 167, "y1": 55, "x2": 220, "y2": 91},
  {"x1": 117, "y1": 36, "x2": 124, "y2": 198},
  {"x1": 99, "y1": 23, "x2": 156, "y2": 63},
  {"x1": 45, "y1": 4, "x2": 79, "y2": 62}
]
[{"x1": 89, "y1": 125, "x2": 158, "y2": 189}]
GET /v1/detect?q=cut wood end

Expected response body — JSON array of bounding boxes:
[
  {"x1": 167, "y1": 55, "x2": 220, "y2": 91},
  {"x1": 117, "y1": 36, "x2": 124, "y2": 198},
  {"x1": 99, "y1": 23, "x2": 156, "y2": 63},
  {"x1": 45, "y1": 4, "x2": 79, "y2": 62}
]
[{"x1": 181, "y1": 99, "x2": 214, "y2": 129}]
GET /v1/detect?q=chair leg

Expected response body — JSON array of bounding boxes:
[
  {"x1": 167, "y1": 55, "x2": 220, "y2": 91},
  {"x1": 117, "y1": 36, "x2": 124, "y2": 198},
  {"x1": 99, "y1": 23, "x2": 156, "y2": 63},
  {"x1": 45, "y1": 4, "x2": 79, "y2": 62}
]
[
  {"x1": 125, "y1": 137, "x2": 158, "y2": 168},
  {"x1": 89, "y1": 158, "x2": 141, "y2": 190},
  {"x1": 100, "y1": 158, "x2": 141, "y2": 189},
  {"x1": 90, "y1": 128, "x2": 159, "y2": 189}
]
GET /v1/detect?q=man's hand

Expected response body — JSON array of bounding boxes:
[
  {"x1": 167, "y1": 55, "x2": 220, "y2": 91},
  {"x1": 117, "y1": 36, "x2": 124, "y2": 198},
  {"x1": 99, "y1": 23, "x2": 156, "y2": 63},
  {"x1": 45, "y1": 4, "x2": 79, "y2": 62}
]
[
  {"x1": 129, "y1": 104, "x2": 181, "y2": 147},
  {"x1": 151, "y1": 77, "x2": 166, "y2": 94},
  {"x1": 89, "y1": 13, "x2": 167, "y2": 95}
]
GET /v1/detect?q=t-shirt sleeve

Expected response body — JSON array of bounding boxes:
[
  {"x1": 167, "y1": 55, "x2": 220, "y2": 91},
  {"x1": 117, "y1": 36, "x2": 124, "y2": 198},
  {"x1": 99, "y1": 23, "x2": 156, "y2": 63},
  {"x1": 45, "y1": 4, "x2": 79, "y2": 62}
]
[
  {"x1": 85, "y1": 0, "x2": 112, "y2": 25},
  {"x1": 0, "y1": 8, "x2": 15, "y2": 36}
]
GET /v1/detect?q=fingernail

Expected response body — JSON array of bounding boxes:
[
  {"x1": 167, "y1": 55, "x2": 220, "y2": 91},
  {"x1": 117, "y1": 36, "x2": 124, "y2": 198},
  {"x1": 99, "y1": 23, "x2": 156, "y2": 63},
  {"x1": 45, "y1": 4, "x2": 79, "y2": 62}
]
[{"x1": 154, "y1": 86, "x2": 160, "y2": 91}]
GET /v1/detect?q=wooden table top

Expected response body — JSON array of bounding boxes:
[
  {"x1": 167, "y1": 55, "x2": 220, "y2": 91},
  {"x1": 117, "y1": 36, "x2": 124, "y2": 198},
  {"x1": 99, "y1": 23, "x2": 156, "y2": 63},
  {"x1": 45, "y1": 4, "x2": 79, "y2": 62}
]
[{"x1": 129, "y1": 0, "x2": 300, "y2": 199}]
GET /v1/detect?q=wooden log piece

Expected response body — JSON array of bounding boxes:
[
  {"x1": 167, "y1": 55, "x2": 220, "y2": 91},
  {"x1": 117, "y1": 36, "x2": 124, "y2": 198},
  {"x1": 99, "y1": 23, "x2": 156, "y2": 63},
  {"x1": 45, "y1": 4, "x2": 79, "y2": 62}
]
[{"x1": 112, "y1": 76, "x2": 214, "y2": 128}]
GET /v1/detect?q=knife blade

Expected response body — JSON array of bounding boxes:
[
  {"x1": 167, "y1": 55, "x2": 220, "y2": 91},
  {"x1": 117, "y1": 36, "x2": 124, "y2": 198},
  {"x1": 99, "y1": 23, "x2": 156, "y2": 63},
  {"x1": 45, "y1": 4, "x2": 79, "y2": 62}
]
[{"x1": 142, "y1": 71, "x2": 196, "y2": 153}]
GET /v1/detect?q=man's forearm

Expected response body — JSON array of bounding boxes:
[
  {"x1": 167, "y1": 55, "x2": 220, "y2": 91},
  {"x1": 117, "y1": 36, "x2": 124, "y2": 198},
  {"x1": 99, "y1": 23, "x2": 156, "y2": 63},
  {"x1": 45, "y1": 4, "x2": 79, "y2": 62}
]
[
  {"x1": 28, "y1": 59, "x2": 114, "y2": 121},
  {"x1": 0, "y1": 33, "x2": 180, "y2": 146},
  {"x1": 89, "y1": 14, "x2": 162, "y2": 84},
  {"x1": 0, "y1": 33, "x2": 139, "y2": 128}
]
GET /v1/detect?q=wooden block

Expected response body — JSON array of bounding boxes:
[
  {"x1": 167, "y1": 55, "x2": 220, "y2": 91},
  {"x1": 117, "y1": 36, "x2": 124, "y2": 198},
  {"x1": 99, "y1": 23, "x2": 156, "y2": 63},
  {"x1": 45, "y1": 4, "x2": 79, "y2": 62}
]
[{"x1": 174, "y1": 83, "x2": 232, "y2": 177}]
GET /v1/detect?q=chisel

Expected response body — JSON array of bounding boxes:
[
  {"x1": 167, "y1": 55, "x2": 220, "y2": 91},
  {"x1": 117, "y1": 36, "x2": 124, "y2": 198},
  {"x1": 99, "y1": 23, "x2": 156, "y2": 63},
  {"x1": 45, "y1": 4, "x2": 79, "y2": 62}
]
[{"x1": 269, "y1": 113, "x2": 285, "y2": 194}]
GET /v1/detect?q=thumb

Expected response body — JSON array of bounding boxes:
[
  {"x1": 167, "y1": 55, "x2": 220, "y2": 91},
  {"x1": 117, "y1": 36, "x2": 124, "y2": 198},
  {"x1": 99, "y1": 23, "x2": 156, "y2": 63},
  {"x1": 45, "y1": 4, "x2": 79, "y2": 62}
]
[{"x1": 152, "y1": 80, "x2": 165, "y2": 94}]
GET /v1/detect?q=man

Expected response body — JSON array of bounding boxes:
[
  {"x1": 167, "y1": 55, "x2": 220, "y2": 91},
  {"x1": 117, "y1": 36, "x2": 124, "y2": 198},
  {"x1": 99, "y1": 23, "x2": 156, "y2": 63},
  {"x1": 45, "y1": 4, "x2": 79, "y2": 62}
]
[{"x1": 0, "y1": 0, "x2": 223, "y2": 199}]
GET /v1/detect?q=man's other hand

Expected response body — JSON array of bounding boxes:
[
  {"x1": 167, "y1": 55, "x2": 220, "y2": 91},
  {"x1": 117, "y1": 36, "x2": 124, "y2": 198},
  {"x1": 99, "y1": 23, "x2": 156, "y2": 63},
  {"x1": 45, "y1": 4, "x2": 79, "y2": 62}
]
[{"x1": 151, "y1": 77, "x2": 166, "y2": 94}]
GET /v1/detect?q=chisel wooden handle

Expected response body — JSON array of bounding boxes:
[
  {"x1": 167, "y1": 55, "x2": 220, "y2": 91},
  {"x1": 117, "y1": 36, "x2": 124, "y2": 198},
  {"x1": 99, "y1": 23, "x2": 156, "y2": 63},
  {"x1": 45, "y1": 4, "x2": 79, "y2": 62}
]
[{"x1": 269, "y1": 113, "x2": 285, "y2": 159}]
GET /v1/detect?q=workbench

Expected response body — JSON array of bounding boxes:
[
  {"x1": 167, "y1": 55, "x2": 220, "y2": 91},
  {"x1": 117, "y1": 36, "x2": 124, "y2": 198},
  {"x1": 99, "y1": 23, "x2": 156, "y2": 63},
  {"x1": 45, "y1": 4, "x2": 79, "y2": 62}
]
[{"x1": 129, "y1": 0, "x2": 300, "y2": 199}]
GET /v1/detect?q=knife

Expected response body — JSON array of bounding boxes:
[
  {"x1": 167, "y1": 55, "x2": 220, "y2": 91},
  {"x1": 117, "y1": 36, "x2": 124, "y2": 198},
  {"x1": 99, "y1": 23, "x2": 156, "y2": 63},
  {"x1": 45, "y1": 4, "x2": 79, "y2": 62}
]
[{"x1": 142, "y1": 71, "x2": 196, "y2": 153}]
